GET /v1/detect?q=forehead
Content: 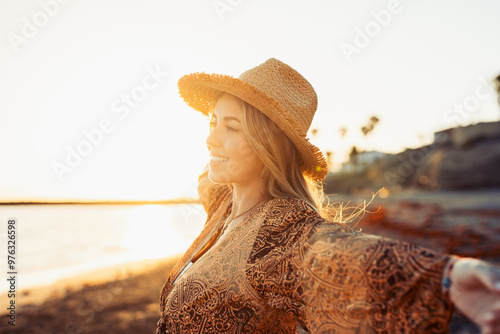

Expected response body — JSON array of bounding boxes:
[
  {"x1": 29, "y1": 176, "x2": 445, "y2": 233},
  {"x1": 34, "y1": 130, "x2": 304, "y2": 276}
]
[{"x1": 212, "y1": 93, "x2": 244, "y2": 118}]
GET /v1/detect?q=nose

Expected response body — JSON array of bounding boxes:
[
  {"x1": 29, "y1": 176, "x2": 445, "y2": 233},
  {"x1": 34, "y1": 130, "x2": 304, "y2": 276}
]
[{"x1": 206, "y1": 125, "x2": 221, "y2": 149}]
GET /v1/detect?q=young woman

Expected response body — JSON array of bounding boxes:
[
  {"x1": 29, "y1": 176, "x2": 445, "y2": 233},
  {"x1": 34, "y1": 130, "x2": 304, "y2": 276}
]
[{"x1": 154, "y1": 58, "x2": 500, "y2": 333}]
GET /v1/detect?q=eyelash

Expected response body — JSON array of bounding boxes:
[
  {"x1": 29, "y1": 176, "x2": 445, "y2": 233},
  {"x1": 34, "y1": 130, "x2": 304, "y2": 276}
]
[{"x1": 209, "y1": 119, "x2": 238, "y2": 132}]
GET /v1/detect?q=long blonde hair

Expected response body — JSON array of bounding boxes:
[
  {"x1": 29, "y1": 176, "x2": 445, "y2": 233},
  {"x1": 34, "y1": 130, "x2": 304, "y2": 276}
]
[{"x1": 212, "y1": 93, "x2": 336, "y2": 220}]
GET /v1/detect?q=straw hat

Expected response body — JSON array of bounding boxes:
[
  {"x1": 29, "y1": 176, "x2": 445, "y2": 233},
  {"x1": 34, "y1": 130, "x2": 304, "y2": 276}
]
[{"x1": 178, "y1": 58, "x2": 328, "y2": 181}]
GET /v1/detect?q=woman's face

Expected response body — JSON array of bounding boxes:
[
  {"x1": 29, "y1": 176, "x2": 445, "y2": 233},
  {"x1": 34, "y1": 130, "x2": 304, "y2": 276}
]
[{"x1": 206, "y1": 94, "x2": 264, "y2": 186}]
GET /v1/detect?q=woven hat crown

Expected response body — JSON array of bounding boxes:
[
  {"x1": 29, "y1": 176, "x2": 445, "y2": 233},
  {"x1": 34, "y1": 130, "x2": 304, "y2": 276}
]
[
  {"x1": 178, "y1": 58, "x2": 328, "y2": 181},
  {"x1": 237, "y1": 58, "x2": 318, "y2": 135}
]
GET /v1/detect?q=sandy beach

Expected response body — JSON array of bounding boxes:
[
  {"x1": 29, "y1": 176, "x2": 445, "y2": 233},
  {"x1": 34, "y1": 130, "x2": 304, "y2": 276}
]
[
  {"x1": 3, "y1": 189, "x2": 499, "y2": 333},
  {"x1": 1, "y1": 255, "x2": 181, "y2": 333}
]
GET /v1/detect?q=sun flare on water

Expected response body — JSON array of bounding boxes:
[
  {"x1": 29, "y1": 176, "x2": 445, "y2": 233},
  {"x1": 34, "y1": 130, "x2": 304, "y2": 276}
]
[{"x1": 121, "y1": 204, "x2": 206, "y2": 261}]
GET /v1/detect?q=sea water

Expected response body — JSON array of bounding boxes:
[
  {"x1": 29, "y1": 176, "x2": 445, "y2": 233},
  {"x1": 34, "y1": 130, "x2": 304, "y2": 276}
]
[{"x1": 0, "y1": 203, "x2": 207, "y2": 293}]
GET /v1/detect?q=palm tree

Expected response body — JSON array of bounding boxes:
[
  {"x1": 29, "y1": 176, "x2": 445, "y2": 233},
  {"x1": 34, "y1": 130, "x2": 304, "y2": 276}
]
[
  {"x1": 349, "y1": 146, "x2": 359, "y2": 165},
  {"x1": 361, "y1": 115, "x2": 380, "y2": 137}
]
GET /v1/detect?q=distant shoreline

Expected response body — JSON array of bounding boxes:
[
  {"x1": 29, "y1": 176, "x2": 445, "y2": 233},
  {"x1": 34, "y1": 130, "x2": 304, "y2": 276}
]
[{"x1": 0, "y1": 198, "x2": 201, "y2": 205}]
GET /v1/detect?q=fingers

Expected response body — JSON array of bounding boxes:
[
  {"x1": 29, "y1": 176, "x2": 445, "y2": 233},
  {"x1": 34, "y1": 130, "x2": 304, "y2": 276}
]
[
  {"x1": 481, "y1": 302, "x2": 500, "y2": 334},
  {"x1": 450, "y1": 259, "x2": 500, "y2": 302},
  {"x1": 202, "y1": 163, "x2": 210, "y2": 173},
  {"x1": 491, "y1": 264, "x2": 500, "y2": 293},
  {"x1": 469, "y1": 260, "x2": 500, "y2": 293},
  {"x1": 475, "y1": 263, "x2": 500, "y2": 333}
]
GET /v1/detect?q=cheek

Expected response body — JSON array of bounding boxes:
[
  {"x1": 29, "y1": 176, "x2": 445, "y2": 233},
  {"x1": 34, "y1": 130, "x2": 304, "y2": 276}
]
[
  {"x1": 225, "y1": 136, "x2": 263, "y2": 172},
  {"x1": 237, "y1": 140, "x2": 255, "y2": 158},
  {"x1": 238, "y1": 147, "x2": 263, "y2": 173},
  {"x1": 226, "y1": 160, "x2": 243, "y2": 176},
  {"x1": 233, "y1": 140, "x2": 259, "y2": 164}
]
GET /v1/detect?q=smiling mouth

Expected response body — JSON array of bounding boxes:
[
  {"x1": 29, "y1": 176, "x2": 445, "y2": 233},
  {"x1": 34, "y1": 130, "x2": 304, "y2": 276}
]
[{"x1": 211, "y1": 156, "x2": 229, "y2": 162}]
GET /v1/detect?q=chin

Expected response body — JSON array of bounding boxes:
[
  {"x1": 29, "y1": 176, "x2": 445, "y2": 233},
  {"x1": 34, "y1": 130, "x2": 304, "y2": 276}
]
[{"x1": 208, "y1": 170, "x2": 233, "y2": 184}]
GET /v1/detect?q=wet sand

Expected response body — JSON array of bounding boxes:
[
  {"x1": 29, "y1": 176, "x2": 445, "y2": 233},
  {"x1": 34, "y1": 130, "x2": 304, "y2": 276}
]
[{"x1": 1, "y1": 256, "x2": 181, "y2": 333}]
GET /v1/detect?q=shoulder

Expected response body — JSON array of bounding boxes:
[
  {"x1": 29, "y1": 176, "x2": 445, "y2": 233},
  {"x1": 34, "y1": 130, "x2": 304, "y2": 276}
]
[
  {"x1": 246, "y1": 197, "x2": 353, "y2": 290},
  {"x1": 263, "y1": 197, "x2": 317, "y2": 220},
  {"x1": 254, "y1": 197, "x2": 352, "y2": 251},
  {"x1": 259, "y1": 197, "x2": 319, "y2": 232},
  {"x1": 261, "y1": 197, "x2": 350, "y2": 233}
]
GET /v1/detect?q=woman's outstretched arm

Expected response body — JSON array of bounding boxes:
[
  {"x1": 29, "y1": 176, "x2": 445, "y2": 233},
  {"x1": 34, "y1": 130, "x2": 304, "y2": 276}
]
[
  {"x1": 294, "y1": 221, "x2": 500, "y2": 333},
  {"x1": 295, "y1": 223, "x2": 454, "y2": 333}
]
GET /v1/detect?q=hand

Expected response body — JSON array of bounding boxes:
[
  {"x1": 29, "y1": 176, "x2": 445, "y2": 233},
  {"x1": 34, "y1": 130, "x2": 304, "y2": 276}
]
[
  {"x1": 198, "y1": 163, "x2": 214, "y2": 212},
  {"x1": 202, "y1": 162, "x2": 210, "y2": 174},
  {"x1": 449, "y1": 257, "x2": 500, "y2": 334},
  {"x1": 198, "y1": 163, "x2": 210, "y2": 182}
]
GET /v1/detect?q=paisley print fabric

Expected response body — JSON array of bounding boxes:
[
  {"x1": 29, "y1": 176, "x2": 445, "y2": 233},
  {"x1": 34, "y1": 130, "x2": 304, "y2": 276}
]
[{"x1": 154, "y1": 180, "x2": 453, "y2": 333}]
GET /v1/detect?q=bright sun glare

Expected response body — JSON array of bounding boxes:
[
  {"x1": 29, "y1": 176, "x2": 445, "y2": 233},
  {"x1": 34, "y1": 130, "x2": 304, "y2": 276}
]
[
  {"x1": 30, "y1": 46, "x2": 212, "y2": 202},
  {"x1": 121, "y1": 204, "x2": 206, "y2": 260}
]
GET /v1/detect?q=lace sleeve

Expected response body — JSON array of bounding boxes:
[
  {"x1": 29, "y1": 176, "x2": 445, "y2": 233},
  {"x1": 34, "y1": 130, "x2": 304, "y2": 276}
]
[{"x1": 295, "y1": 222, "x2": 454, "y2": 333}]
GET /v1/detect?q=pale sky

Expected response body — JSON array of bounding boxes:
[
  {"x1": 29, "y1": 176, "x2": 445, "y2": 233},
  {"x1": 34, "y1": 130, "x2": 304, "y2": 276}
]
[{"x1": 1, "y1": 0, "x2": 499, "y2": 201}]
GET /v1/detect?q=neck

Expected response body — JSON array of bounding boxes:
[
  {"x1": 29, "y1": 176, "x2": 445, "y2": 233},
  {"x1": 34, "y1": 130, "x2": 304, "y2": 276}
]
[{"x1": 230, "y1": 181, "x2": 269, "y2": 217}]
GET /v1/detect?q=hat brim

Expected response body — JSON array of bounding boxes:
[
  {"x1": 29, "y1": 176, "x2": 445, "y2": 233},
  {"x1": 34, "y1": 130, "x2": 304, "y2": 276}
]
[{"x1": 178, "y1": 72, "x2": 328, "y2": 182}]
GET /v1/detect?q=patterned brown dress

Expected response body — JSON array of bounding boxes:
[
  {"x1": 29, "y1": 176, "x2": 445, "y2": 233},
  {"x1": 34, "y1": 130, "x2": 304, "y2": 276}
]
[{"x1": 154, "y1": 181, "x2": 453, "y2": 333}]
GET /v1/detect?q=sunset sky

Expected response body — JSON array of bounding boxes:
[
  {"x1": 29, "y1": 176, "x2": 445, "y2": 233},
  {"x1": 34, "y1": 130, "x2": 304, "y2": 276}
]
[{"x1": 1, "y1": 0, "x2": 499, "y2": 202}]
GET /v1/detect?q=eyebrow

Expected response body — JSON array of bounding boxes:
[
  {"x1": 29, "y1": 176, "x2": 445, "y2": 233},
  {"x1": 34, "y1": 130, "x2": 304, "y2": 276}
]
[{"x1": 212, "y1": 114, "x2": 241, "y2": 123}]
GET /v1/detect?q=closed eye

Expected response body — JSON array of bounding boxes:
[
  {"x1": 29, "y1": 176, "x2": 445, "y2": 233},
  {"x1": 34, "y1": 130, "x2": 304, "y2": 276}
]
[
  {"x1": 225, "y1": 125, "x2": 239, "y2": 132},
  {"x1": 209, "y1": 114, "x2": 241, "y2": 132}
]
